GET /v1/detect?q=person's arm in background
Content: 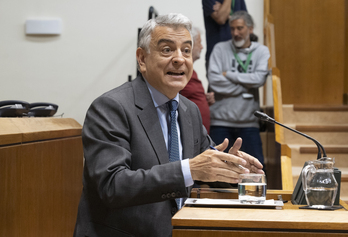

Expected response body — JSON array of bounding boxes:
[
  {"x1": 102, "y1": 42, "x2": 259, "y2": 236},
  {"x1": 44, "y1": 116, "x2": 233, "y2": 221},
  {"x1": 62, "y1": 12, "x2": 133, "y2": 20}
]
[
  {"x1": 208, "y1": 43, "x2": 247, "y2": 96},
  {"x1": 224, "y1": 47, "x2": 270, "y2": 89},
  {"x1": 211, "y1": 0, "x2": 232, "y2": 25},
  {"x1": 202, "y1": 0, "x2": 231, "y2": 25},
  {"x1": 206, "y1": 92, "x2": 215, "y2": 105}
]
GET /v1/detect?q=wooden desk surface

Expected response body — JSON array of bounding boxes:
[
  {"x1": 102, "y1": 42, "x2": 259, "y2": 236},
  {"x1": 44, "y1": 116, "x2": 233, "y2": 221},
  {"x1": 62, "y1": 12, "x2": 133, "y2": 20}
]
[
  {"x1": 172, "y1": 189, "x2": 348, "y2": 233},
  {"x1": 0, "y1": 117, "x2": 82, "y2": 145}
]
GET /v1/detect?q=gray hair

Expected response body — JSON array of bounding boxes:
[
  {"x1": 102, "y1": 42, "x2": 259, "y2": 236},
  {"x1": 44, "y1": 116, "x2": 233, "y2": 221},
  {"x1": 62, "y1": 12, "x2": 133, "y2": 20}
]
[
  {"x1": 229, "y1": 10, "x2": 254, "y2": 28},
  {"x1": 191, "y1": 26, "x2": 201, "y2": 42},
  {"x1": 138, "y1": 13, "x2": 193, "y2": 53}
]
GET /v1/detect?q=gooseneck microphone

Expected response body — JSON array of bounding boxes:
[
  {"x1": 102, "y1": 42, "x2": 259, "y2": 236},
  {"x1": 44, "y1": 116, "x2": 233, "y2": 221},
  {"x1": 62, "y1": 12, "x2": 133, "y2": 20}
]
[{"x1": 254, "y1": 111, "x2": 326, "y2": 159}]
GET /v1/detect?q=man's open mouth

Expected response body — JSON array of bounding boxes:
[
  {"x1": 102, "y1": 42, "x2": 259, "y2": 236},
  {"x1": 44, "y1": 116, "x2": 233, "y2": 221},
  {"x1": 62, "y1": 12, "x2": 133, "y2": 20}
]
[{"x1": 167, "y1": 71, "x2": 185, "y2": 76}]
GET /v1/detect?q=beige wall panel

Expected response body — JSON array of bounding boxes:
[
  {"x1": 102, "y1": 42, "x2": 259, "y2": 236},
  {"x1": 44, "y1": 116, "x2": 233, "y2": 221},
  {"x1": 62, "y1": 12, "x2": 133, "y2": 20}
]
[{"x1": 270, "y1": 0, "x2": 345, "y2": 104}]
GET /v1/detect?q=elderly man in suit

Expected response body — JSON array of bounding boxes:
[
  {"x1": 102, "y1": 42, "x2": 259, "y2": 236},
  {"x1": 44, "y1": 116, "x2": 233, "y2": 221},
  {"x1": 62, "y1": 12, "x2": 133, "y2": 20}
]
[{"x1": 73, "y1": 13, "x2": 263, "y2": 237}]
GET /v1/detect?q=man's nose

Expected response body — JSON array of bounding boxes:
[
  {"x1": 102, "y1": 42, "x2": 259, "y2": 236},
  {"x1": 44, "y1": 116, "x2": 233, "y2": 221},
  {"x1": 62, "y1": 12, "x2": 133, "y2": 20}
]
[{"x1": 172, "y1": 50, "x2": 185, "y2": 65}]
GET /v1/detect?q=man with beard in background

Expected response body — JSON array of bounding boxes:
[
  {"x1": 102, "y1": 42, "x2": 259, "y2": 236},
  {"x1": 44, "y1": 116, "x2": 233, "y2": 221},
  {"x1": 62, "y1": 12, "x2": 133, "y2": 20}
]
[{"x1": 208, "y1": 11, "x2": 270, "y2": 168}]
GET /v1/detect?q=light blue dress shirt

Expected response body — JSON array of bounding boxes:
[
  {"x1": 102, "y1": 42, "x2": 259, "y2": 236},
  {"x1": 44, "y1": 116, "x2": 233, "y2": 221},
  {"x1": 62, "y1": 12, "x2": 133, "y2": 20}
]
[{"x1": 145, "y1": 81, "x2": 194, "y2": 192}]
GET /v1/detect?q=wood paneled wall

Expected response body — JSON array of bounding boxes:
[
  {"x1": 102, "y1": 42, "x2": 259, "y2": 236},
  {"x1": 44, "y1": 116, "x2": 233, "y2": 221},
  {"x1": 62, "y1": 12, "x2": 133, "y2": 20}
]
[
  {"x1": 270, "y1": 0, "x2": 346, "y2": 105},
  {"x1": 345, "y1": 0, "x2": 348, "y2": 103}
]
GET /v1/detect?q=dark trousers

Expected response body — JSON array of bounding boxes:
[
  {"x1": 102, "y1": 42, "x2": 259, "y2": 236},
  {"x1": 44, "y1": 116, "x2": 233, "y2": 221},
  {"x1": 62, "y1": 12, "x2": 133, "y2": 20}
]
[{"x1": 210, "y1": 126, "x2": 264, "y2": 166}]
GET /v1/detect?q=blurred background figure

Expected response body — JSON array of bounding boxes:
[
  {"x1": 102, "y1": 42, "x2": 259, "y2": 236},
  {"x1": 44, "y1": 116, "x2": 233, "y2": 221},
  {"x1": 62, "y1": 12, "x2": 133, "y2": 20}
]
[
  {"x1": 202, "y1": 0, "x2": 247, "y2": 71},
  {"x1": 207, "y1": 11, "x2": 270, "y2": 167},
  {"x1": 180, "y1": 27, "x2": 215, "y2": 134}
]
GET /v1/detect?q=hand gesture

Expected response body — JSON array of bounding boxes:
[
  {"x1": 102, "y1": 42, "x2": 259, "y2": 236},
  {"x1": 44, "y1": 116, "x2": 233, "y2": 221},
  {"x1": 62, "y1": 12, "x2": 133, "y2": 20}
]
[
  {"x1": 227, "y1": 137, "x2": 264, "y2": 174},
  {"x1": 189, "y1": 138, "x2": 262, "y2": 183}
]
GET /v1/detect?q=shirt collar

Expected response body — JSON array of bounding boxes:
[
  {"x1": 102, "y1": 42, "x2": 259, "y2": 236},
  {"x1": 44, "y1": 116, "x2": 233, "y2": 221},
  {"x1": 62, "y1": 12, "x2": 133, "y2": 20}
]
[{"x1": 144, "y1": 79, "x2": 180, "y2": 108}]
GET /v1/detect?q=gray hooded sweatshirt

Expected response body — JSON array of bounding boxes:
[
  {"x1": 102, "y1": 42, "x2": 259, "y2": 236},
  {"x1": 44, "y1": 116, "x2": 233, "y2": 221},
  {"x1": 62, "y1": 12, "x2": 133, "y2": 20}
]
[{"x1": 208, "y1": 40, "x2": 270, "y2": 128}]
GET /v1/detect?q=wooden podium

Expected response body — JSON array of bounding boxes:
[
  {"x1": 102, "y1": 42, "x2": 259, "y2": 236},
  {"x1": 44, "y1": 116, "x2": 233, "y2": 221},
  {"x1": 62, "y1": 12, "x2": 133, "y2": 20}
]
[
  {"x1": 172, "y1": 189, "x2": 348, "y2": 237},
  {"x1": 0, "y1": 118, "x2": 84, "y2": 237}
]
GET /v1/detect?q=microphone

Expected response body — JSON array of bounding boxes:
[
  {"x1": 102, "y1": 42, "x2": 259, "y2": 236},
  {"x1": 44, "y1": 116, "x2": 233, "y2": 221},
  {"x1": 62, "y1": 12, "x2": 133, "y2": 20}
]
[
  {"x1": 254, "y1": 111, "x2": 342, "y2": 206},
  {"x1": 254, "y1": 111, "x2": 326, "y2": 159}
]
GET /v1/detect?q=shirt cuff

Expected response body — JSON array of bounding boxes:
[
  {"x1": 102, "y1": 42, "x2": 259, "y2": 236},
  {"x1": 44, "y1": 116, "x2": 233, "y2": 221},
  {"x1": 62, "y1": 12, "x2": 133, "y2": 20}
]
[{"x1": 181, "y1": 159, "x2": 194, "y2": 187}]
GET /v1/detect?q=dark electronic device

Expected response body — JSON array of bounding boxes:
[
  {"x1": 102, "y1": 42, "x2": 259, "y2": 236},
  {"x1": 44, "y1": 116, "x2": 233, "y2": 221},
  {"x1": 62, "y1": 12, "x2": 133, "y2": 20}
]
[
  {"x1": 148, "y1": 6, "x2": 158, "y2": 20},
  {"x1": 28, "y1": 102, "x2": 58, "y2": 117},
  {"x1": 0, "y1": 100, "x2": 30, "y2": 117},
  {"x1": 254, "y1": 111, "x2": 341, "y2": 205}
]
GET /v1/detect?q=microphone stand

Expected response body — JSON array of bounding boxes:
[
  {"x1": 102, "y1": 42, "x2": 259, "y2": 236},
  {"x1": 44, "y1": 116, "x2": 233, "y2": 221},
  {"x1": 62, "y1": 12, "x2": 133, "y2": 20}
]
[
  {"x1": 273, "y1": 120, "x2": 325, "y2": 159},
  {"x1": 254, "y1": 111, "x2": 326, "y2": 159}
]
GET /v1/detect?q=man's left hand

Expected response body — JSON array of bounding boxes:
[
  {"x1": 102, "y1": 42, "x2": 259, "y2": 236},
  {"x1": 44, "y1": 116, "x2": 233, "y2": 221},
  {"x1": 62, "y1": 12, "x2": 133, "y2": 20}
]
[{"x1": 228, "y1": 137, "x2": 264, "y2": 174}]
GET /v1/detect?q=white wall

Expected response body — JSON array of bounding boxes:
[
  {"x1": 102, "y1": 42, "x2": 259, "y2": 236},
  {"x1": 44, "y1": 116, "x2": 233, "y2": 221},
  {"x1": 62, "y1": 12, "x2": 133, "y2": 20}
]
[{"x1": 0, "y1": 0, "x2": 263, "y2": 125}]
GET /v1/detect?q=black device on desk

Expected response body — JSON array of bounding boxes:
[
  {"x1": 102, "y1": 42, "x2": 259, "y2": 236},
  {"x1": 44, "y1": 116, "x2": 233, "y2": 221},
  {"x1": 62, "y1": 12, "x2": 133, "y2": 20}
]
[
  {"x1": 28, "y1": 102, "x2": 58, "y2": 117},
  {"x1": 0, "y1": 100, "x2": 30, "y2": 117}
]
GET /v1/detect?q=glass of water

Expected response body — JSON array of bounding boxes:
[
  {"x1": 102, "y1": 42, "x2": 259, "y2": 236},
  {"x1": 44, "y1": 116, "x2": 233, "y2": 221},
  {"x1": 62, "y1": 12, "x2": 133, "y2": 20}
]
[{"x1": 238, "y1": 173, "x2": 267, "y2": 204}]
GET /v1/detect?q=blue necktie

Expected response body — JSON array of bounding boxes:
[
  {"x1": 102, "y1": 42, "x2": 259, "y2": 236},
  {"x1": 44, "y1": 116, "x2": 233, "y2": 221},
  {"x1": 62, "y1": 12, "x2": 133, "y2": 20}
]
[
  {"x1": 167, "y1": 100, "x2": 181, "y2": 209},
  {"x1": 168, "y1": 100, "x2": 179, "y2": 163}
]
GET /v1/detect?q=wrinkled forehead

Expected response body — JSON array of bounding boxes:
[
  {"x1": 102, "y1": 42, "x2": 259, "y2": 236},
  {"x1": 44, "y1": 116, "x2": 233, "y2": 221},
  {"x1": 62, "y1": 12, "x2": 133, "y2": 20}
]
[{"x1": 150, "y1": 25, "x2": 192, "y2": 46}]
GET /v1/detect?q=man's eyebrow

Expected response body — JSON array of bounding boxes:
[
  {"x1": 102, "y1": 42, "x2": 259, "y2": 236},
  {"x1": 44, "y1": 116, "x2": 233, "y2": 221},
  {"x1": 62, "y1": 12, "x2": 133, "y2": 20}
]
[
  {"x1": 184, "y1": 40, "x2": 193, "y2": 46},
  {"x1": 157, "y1": 39, "x2": 174, "y2": 45},
  {"x1": 157, "y1": 39, "x2": 192, "y2": 46}
]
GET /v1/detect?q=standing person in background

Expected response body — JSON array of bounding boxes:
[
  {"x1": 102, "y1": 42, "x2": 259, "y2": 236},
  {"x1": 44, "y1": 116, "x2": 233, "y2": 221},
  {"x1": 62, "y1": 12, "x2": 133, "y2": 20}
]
[
  {"x1": 208, "y1": 11, "x2": 270, "y2": 167},
  {"x1": 180, "y1": 27, "x2": 215, "y2": 134},
  {"x1": 202, "y1": 0, "x2": 247, "y2": 71}
]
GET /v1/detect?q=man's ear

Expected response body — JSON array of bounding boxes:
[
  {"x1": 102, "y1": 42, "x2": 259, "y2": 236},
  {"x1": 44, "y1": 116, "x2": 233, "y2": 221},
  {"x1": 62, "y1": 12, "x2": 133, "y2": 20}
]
[
  {"x1": 136, "y1": 47, "x2": 147, "y2": 74},
  {"x1": 249, "y1": 26, "x2": 254, "y2": 34}
]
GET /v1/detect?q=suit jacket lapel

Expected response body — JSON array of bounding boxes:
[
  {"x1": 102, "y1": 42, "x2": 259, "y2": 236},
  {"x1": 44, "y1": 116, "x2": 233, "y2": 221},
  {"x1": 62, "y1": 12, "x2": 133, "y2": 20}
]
[
  {"x1": 178, "y1": 97, "x2": 194, "y2": 160},
  {"x1": 132, "y1": 76, "x2": 195, "y2": 165},
  {"x1": 178, "y1": 97, "x2": 195, "y2": 195},
  {"x1": 133, "y1": 76, "x2": 169, "y2": 165}
]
